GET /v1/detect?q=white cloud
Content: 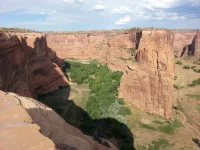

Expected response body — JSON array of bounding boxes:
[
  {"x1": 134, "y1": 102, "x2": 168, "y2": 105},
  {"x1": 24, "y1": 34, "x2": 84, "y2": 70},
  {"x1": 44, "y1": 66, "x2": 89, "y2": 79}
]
[
  {"x1": 114, "y1": 16, "x2": 131, "y2": 25},
  {"x1": 92, "y1": 4, "x2": 106, "y2": 11},
  {"x1": 40, "y1": 11, "x2": 45, "y2": 14},
  {"x1": 61, "y1": 0, "x2": 83, "y2": 4},
  {"x1": 144, "y1": 0, "x2": 200, "y2": 10},
  {"x1": 112, "y1": 7, "x2": 132, "y2": 14}
]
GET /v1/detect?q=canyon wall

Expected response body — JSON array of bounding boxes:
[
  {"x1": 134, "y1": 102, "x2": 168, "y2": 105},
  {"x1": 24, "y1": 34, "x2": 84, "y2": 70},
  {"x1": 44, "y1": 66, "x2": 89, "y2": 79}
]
[
  {"x1": 173, "y1": 30, "x2": 200, "y2": 58},
  {"x1": 0, "y1": 33, "x2": 117, "y2": 150},
  {"x1": 46, "y1": 28, "x2": 174, "y2": 118},
  {"x1": 46, "y1": 30, "x2": 139, "y2": 71},
  {"x1": 0, "y1": 33, "x2": 68, "y2": 98}
]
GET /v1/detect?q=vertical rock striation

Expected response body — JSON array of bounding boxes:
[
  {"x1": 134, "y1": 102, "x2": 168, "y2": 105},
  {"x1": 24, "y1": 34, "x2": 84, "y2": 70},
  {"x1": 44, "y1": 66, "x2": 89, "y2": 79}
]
[{"x1": 119, "y1": 29, "x2": 174, "y2": 118}]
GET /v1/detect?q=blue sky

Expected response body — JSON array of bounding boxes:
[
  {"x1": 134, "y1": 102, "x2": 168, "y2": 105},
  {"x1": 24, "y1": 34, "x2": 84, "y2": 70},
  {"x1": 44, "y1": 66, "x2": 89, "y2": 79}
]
[{"x1": 0, "y1": 0, "x2": 200, "y2": 31}]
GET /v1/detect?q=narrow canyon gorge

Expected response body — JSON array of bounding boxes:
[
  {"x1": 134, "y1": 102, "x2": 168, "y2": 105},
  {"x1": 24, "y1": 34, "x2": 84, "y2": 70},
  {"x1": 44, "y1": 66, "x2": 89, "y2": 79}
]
[{"x1": 0, "y1": 28, "x2": 200, "y2": 150}]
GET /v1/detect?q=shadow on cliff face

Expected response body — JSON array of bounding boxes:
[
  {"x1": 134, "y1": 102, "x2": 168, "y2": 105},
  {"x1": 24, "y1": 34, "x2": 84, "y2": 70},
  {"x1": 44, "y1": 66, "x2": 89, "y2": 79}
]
[
  {"x1": 38, "y1": 86, "x2": 135, "y2": 150},
  {"x1": 0, "y1": 33, "x2": 69, "y2": 98}
]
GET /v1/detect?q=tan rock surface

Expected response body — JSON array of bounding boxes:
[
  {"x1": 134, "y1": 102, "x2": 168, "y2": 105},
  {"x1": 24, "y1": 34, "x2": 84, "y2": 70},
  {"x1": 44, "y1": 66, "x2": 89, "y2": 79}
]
[{"x1": 0, "y1": 91, "x2": 55, "y2": 150}]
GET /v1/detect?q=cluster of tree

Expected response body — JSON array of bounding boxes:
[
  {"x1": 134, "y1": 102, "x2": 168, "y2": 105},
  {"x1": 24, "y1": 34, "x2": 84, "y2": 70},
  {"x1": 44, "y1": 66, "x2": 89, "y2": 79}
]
[{"x1": 66, "y1": 61, "x2": 131, "y2": 121}]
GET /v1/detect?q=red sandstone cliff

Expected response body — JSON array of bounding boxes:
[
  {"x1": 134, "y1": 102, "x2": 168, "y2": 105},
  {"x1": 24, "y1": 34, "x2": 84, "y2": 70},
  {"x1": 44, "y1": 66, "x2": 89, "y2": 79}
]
[
  {"x1": 173, "y1": 30, "x2": 200, "y2": 58},
  {"x1": 0, "y1": 33, "x2": 68, "y2": 97},
  {"x1": 46, "y1": 29, "x2": 174, "y2": 118},
  {"x1": 120, "y1": 29, "x2": 174, "y2": 118}
]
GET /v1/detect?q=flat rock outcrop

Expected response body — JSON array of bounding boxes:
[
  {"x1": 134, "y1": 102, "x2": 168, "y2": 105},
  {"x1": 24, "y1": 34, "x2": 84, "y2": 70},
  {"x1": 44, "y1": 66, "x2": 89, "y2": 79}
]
[
  {"x1": 46, "y1": 29, "x2": 174, "y2": 118},
  {"x1": 0, "y1": 33, "x2": 68, "y2": 97},
  {"x1": 0, "y1": 90, "x2": 55, "y2": 150},
  {"x1": 0, "y1": 90, "x2": 117, "y2": 150}
]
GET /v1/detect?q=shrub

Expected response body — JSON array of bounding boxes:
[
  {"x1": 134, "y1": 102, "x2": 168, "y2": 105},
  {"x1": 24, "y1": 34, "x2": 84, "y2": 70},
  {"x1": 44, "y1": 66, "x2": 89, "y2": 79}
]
[
  {"x1": 176, "y1": 61, "x2": 183, "y2": 65},
  {"x1": 118, "y1": 106, "x2": 131, "y2": 116},
  {"x1": 174, "y1": 76, "x2": 178, "y2": 80},
  {"x1": 182, "y1": 65, "x2": 190, "y2": 69},
  {"x1": 118, "y1": 98, "x2": 125, "y2": 105},
  {"x1": 173, "y1": 84, "x2": 180, "y2": 89},
  {"x1": 130, "y1": 48, "x2": 136, "y2": 54},
  {"x1": 194, "y1": 69, "x2": 200, "y2": 73},
  {"x1": 191, "y1": 66, "x2": 196, "y2": 69},
  {"x1": 193, "y1": 61, "x2": 200, "y2": 65},
  {"x1": 189, "y1": 78, "x2": 200, "y2": 87}
]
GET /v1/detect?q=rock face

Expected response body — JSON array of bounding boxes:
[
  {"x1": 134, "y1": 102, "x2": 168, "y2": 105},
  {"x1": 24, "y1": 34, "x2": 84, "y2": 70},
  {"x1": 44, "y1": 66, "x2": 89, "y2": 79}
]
[
  {"x1": 190, "y1": 30, "x2": 200, "y2": 58},
  {"x1": 173, "y1": 30, "x2": 200, "y2": 58},
  {"x1": 46, "y1": 29, "x2": 174, "y2": 118},
  {"x1": 46, "y1": 30, "x2": 139, "y2": 71},
  {"x1": 119, "y1": 30, "x2": 174, "y2": 118},
  {"x1": 0, "y1": 90, "x2": 117, "y2": 150},
  {"x1": 0, "y1": 91, "x2": 56, "y2": 150},
  {"x1": 0, "y1": 33, "x2": 68, "y2": 98}
]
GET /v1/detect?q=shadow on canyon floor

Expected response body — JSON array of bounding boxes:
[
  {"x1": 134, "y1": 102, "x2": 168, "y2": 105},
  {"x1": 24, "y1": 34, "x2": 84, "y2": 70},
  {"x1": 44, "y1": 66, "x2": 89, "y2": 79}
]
[{"x1": 38, "y1": 86, "x2": 135, "y2": 150}]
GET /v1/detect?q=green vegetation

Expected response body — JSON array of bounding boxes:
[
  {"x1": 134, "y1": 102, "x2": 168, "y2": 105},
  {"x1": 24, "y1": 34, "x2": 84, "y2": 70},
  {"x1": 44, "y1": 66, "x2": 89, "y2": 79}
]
[
  {"x1": 196, "y1": 104, "x2": 200, "y2": 112},
  {"x1": 139, "y1": 119, "x2": 182, "y2": 134},
  {"x1": 118, "y1": 106, "x2": 132, "y2": 116},
  {"x1": 189, "y1": 78, "x2": 200, "y2": 87},
  {"x1": 185, "y1": 94, "x2": 200, "y2": 100},
  {"x1": 140, "y1": 123, "x2": 156, "y2": 131},
  {"x1": 173, "y1": 84, "x2": 184, "y2": 89},
  {"x1": 193, "y1": 61, "x2": 200, "y2": 65},
  {"x1": 130, "y1": 48, "x2": 136, "y2": 54},
  {"x1": 120, "y1": 57, "x2": 133, "y2": 61},
  {"x1": 158, "y1": 120, "x2": 182, "y2": 135},
  {"x1": 40, "y1": 60, "x2": 133, "y2": 150},
  {"x1": 193, "y1": 69, "x2": 200, "y2": 73},
  {"x1": 0, "y1": 27, "x2": 35, "y2": 33},
  {"x1": 148, "y1": 139, "x2": 173, "y2": 150},
  {"x1": 174, "y1": 76, "x2": 178, "y2": 80},
  {"x1": 182, "y1": 65, "x2": 190, "y2": 69},
  {"x1": 176, "y1": 61, "x2": 183, "y2": 65},
  {"x1": 191, "y1": 66, "x2": 196, "y2": 69},
  {"x1": 65, "y1": 60, "x2": 131, "y2": 122}
]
